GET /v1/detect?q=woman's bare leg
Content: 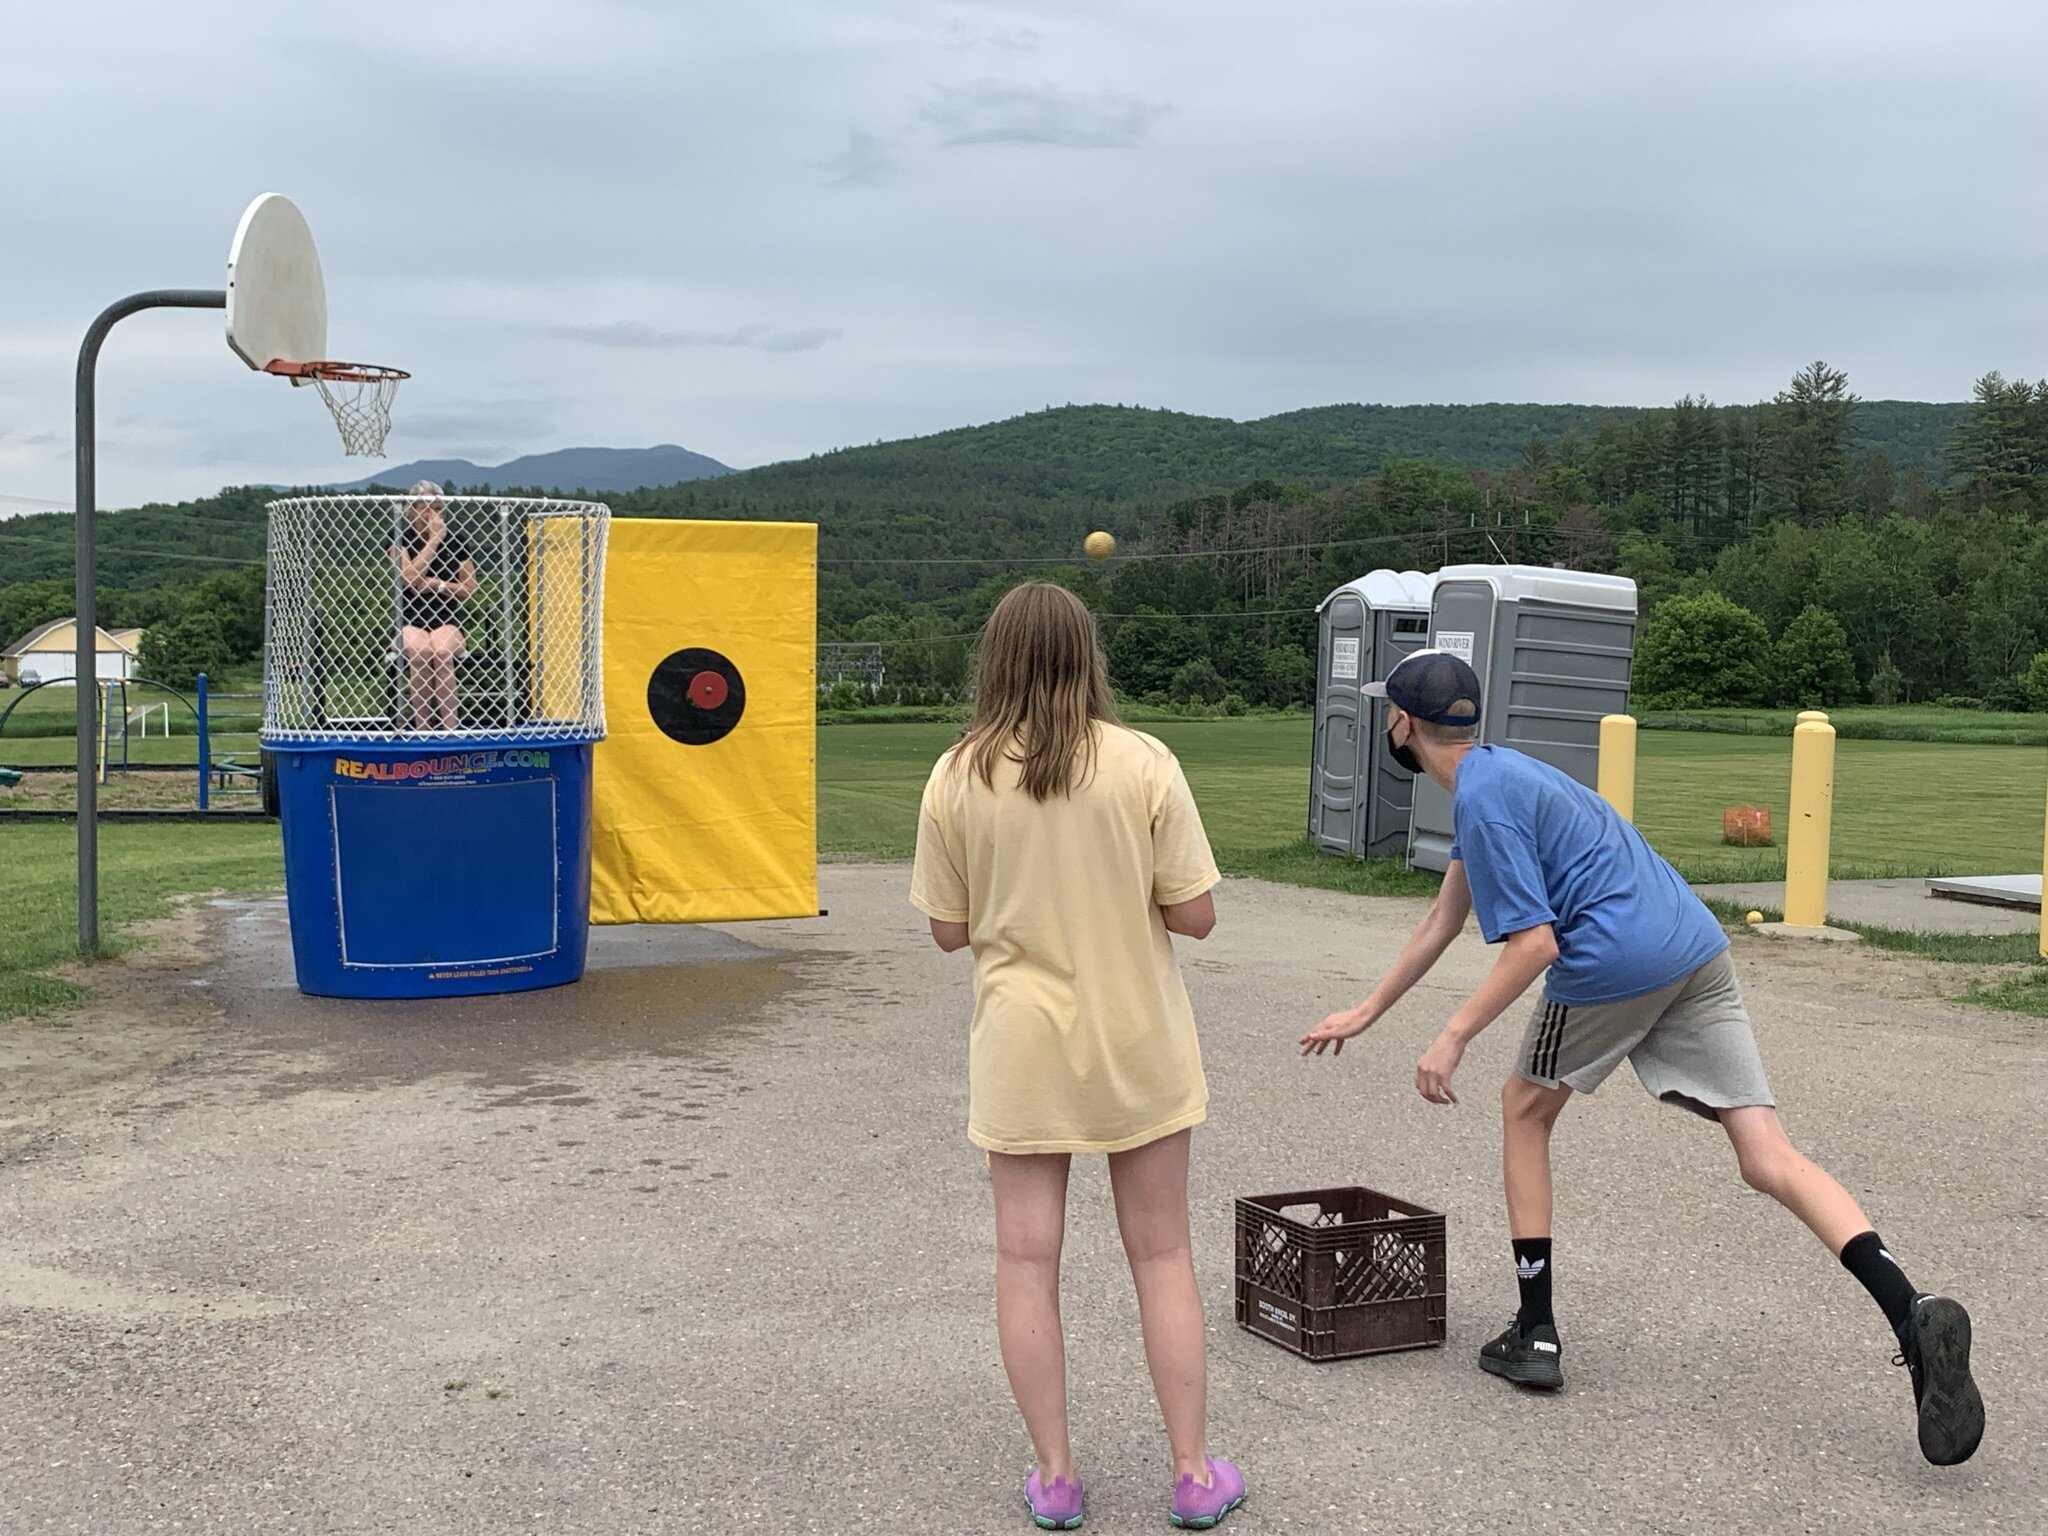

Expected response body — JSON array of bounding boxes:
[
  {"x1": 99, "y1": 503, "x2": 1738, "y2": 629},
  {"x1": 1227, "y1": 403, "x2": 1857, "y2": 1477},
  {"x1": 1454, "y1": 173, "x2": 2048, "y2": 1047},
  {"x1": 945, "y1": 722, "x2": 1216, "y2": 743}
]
[
  {"x1": 399, "y1": 627, "x2": 433, "y2": 729},
  {"x1": 430, "y1": 627, "x2": 463, "y2": 729},
  {"x1": 989, "y1": 1150, "x2": 1076, "y2": 1485},
  {"x1": 1107, "y1": 1130, "x2": 1209, "y2": 1483}
]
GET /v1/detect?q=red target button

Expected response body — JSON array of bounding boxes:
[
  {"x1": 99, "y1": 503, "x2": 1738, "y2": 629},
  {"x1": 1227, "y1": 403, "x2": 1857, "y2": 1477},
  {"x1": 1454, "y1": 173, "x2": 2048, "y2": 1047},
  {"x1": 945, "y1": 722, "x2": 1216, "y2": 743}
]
[{"x1": 689, "y1": 670, "x2": 730, "y2": 710}]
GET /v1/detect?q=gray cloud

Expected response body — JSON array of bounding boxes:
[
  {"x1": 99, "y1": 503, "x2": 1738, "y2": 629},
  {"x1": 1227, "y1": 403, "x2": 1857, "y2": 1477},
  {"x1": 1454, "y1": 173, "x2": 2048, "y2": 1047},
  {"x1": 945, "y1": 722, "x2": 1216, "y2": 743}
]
[
  {"x1": 552, "y1": 322, "x2": 844, "y2": 353},
  {"x1": 394, "y1": 407, "x2": 557, "y2": 442},
  {"x1": 944, "y1": 19, "x2": 1044, "y2": 53},
  {"x1": 813, "y1": 129, "x2": 900, "y2": 187},
  {"x1": 920, "y1": 79, "x2": 1167, "y2": 149},
  {"x1": 1, "y1": 1, "x2": 2044, "y2": 509}
]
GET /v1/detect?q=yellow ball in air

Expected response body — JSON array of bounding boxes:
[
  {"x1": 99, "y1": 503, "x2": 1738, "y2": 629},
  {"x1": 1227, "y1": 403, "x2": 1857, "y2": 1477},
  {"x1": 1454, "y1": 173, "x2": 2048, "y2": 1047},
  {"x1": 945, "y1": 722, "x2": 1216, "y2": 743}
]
[
  {"x1": 1745, "y1": 910, "x2": 1764, "y2": 925},
  {"x1": 1084, "y1": 530, "x2": 1117, "y2": 560}
]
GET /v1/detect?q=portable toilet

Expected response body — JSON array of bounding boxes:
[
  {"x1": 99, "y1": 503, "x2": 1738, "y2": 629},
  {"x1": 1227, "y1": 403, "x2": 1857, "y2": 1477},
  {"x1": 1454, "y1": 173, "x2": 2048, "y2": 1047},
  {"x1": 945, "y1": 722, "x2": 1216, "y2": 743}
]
[
  {"x1": 1310, "y1": 569, "x2": 1437, "y2": 859},
  {"x1": 1407, "y1": 564, "x2": 1638, "y2": 873}
]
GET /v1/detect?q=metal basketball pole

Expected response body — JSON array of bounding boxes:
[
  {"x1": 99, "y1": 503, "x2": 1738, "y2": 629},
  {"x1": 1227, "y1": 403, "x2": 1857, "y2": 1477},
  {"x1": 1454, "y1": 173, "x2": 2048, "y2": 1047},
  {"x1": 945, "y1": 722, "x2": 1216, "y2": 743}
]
[{"x1": 74, "y1": 289, "x2": 226, "y2": 952}]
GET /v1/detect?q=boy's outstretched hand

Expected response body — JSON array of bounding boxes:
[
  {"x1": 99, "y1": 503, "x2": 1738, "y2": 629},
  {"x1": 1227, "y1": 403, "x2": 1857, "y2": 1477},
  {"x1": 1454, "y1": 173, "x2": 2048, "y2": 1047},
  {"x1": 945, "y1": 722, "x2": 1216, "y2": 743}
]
[
  {"x1": 1300, "y1": 1007, "x2": 1372, "y2": 1056},
  {"x1": 1415, "y1": 1030, "x2": 1466, "y2": 1104}
]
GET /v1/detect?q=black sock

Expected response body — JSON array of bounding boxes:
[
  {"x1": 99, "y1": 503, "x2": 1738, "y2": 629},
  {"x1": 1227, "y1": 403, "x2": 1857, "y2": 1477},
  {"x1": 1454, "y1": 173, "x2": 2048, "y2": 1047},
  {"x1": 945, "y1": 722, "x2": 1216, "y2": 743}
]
[
  {"x1": 1512, "y1": 1237, "x2": 1554, "y2": 1333},
  {"x1": 1840, "y1": 1230, "x2": 1919, "y2": 1332}
]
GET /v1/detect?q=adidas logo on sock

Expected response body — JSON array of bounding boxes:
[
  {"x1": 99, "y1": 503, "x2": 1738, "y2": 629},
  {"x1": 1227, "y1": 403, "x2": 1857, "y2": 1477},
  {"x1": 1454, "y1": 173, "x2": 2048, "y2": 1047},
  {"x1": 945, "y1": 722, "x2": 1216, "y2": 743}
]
[{"x1": 1516, "y1": 1257, "x2": 1547, "y2": 1280}]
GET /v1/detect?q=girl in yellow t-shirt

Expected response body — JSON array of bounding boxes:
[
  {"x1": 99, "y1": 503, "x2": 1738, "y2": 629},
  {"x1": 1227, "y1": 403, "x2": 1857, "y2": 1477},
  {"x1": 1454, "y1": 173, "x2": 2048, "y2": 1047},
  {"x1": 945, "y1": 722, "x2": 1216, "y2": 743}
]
[{"x1": 910, "y1": 582, "x2": 1246, "y2": 1531}]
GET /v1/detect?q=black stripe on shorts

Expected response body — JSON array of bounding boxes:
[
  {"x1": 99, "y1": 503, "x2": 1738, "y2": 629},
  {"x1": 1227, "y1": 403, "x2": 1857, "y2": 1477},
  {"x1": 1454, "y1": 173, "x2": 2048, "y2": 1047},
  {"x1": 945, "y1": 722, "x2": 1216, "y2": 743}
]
[{"x1": 1535, "y1": 1000, "x2": 1569, "y2": 1081}]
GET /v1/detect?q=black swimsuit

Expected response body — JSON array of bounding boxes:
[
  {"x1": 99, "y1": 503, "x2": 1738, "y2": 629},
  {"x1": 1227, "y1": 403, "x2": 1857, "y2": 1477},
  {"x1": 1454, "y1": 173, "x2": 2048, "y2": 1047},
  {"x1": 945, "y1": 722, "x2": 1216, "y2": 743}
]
[{"x1": 398, "y1": 533, "x2": 471, "y2": 632}]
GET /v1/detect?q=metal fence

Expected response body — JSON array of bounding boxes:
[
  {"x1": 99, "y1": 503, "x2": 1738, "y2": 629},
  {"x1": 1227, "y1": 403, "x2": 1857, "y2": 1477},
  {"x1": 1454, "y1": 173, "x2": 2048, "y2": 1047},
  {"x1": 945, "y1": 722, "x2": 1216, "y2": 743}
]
[{"x1": 262, "y1": 493, "x2": 608, "y2": 744}]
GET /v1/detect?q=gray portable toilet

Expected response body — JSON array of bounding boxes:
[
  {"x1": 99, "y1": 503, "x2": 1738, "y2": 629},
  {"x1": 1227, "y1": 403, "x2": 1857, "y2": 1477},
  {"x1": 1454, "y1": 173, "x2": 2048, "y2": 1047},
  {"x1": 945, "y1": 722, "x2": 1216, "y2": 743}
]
[
  {"x1": 1408, "y1": 565, "x2": 1638, "y2": 873},
  {"x1": 1310, "y1": 570, "x2": 1437, "y2": 859}
]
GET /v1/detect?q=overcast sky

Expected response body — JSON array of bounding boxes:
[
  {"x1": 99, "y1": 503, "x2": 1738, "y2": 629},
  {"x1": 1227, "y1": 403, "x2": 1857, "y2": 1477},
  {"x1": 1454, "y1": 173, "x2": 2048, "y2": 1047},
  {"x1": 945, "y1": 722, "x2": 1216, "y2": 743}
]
[{"x1": 3, "y1": 0, "x2": 2044, "y2": 511}]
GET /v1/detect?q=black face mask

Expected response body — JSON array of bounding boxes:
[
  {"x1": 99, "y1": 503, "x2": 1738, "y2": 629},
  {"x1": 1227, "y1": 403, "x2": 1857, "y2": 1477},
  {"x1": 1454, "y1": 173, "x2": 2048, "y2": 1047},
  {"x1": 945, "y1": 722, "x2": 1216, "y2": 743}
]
[{"x1": 1387, "y1": 726, "x2": 1424, "y2": 776}]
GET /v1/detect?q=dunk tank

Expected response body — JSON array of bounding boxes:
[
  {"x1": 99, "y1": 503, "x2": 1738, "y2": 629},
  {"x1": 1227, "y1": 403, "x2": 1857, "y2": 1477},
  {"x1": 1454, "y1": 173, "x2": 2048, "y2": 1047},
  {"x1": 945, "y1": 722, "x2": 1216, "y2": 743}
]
[
  {"x1": 261, "y1": 492, "x2": 608, "y2": 998},
  {"x1": 224, "y1": 192, "x2": 618, "y2": 997},
  {"x1": 210, "y1": 191, "x2": 815, "y2": 999}
]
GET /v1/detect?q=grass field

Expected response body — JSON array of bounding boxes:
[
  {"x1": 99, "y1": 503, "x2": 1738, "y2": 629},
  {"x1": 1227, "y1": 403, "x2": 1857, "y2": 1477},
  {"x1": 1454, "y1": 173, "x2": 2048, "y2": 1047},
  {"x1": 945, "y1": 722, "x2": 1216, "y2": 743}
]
[
  {"x1": 1641, "y1": 705, "x2": 2048, "y2": 747},
  {"x1": 4, "y1": 715, "x2": 2040, "y2": 1025},
  {"x1": 0, "y1": 823, "x2": 283, "y2": 1020},
  {"x1": 822, "y1": 717, "x2": 2048, "y2": 884}
]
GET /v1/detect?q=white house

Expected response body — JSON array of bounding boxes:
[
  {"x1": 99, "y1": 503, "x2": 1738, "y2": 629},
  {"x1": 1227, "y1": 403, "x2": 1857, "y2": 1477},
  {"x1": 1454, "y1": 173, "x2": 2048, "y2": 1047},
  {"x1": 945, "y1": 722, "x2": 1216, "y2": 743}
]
[{"x1": 2, "y1": 619, "x2": 140, "y2": 683}]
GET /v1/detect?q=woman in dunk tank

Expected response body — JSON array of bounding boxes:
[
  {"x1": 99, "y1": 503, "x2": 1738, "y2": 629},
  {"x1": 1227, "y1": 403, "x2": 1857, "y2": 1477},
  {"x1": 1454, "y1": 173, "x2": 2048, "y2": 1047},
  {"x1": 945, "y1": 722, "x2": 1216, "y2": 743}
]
[{"x1": 911, "y1": 583, "x2": 1247, "y2": 1531}]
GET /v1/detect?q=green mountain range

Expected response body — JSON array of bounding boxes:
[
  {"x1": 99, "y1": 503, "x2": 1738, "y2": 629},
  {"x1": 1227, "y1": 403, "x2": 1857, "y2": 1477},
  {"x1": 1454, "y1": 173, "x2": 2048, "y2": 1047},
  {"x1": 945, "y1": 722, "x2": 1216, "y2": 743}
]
[{"x1": 0, "y1": 397, "x2": 1976, "y2": 601}]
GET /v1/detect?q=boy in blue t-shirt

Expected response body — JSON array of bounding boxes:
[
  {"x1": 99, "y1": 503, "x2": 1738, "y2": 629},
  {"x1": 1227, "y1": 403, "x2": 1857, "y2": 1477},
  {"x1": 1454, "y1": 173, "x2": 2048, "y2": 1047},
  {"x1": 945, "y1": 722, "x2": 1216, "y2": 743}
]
[{"x1": 1301, "y1": 650, "x2": 1983, "y2": 1467}]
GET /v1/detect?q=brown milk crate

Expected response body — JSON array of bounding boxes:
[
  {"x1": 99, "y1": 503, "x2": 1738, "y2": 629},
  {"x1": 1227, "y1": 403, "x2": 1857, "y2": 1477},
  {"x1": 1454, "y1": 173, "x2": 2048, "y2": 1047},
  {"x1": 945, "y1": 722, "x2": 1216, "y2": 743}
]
[{"x1": 1234, "y1": 1187, "x2": 1447, "y2": 1361}]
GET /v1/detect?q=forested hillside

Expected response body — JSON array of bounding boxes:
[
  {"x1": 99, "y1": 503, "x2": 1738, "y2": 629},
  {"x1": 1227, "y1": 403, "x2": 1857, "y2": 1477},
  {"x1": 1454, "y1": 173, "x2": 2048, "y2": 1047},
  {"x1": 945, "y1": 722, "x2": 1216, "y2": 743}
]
[{"x1": 2, "y1": 370, "x2": 2038, "y2": 709}]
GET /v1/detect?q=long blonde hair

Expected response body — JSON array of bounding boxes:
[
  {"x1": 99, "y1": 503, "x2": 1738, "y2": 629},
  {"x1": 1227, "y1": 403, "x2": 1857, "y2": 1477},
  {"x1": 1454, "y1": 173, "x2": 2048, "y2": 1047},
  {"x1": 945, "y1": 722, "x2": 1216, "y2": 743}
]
[{"x1": 959, "y1": 581, "x2": 1121, "y2": 800}]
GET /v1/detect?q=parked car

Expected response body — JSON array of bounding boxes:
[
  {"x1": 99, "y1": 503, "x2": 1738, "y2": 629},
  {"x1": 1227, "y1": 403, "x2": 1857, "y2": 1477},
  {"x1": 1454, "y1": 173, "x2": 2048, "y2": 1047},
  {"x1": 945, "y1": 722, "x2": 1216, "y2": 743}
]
[{"x1": 17, "y1": 669, "x2": 40, "y2": 686}]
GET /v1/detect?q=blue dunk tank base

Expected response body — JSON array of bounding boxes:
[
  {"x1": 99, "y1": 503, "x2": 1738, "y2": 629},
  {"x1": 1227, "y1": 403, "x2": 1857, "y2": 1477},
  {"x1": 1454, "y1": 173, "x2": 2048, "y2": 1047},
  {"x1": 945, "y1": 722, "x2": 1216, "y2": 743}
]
[{"x1": 272, "y1": 741, "x2": 594, "y2": 999}]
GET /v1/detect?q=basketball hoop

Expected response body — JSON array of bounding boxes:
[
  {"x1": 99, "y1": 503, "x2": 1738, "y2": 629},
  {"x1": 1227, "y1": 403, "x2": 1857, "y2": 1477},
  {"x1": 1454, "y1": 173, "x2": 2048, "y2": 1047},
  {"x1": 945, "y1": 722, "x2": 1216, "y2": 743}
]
[{"x1": 265, "y1": 359, "x2": 408, "y2": 457}]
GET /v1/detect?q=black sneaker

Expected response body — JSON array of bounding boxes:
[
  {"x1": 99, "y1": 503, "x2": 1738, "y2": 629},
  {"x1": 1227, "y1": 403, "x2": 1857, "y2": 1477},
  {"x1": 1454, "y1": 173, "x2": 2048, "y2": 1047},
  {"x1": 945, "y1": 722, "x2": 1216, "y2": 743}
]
[
  {"x1": 1894, "y1": 1295, "x2": 1984, "y2": 1466},
  {"x1": 1479, "y1": 1319, "x2": 1564, "y2": 1391}
]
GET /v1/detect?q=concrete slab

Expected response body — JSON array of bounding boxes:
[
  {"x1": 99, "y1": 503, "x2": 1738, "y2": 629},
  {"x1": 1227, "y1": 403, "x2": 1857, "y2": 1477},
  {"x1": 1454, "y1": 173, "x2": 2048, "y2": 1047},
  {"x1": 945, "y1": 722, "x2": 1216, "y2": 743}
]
[
  {"x1": 1, "y1": 868, "x2": 2041, "y2": 1534},
  {"x1": 1928, "y1": 874, "x2": 2043, "y2": 912},
  {"x1": 1752, "y1": 921, "x2": 1861, "y2": 942},
  {"x1": 1696, "y1": 877, "x2": 2043, "y2": 936}
]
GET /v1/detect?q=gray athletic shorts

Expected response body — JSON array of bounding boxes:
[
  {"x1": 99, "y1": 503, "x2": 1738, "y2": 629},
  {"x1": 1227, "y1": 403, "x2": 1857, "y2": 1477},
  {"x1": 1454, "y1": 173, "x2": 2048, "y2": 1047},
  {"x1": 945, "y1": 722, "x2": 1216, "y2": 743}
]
[{"x1": 1516, "y1": 952, "x2": 1774, "y2": 1120}]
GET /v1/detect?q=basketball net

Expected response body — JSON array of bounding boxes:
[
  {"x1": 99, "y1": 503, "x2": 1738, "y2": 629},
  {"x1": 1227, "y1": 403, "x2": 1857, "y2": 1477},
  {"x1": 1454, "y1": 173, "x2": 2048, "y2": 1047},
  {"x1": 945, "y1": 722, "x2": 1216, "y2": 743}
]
[{"x1": 268, "y1": 361, "x2": 408, "y2": 457}]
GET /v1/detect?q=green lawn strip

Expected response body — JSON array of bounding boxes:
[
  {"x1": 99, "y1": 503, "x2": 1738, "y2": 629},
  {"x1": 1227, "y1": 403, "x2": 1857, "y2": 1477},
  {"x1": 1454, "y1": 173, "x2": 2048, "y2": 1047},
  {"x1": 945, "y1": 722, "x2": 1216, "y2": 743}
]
[
  {"x1": 1217, "y1": 841, "x2": 1438, "y2": 897},
  {"x1": 0, "y1": 822, "x2": 283, "y2": 1023},
  {"x1": 1, "y1": 732, "x2": 262, "y2": 768},
  {"x1": 1966, "y1": 969, "x2": 2048, "y2": 1017},
  {"x1": 822, "y1": 717, "x2": 2043, "y2": 878},
  {"x1": 1635, "y1": 733, "x2": 2042, "y2": 875},
  {"x1": 1640, "y1": 706, "x2": 2048, "y2": 747}
]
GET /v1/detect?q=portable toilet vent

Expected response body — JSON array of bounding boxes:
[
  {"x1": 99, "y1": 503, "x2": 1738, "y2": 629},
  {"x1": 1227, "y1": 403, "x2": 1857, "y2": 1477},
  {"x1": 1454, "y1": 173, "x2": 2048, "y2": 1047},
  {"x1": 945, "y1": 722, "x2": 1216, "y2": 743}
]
[
  {"x1": 1310, "y1": 570, "x2": 1437, "y2": 859},
  {"x1": 1407, "y1": 564, "x2": 1638, "y2": 873}
]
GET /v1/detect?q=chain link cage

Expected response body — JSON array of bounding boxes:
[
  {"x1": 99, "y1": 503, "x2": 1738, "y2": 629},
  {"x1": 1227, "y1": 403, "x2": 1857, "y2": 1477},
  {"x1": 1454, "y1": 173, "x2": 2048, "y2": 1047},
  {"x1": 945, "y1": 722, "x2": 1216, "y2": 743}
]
[{"x1": 262, "y1": 494, "x2": 609, "y2": 745}]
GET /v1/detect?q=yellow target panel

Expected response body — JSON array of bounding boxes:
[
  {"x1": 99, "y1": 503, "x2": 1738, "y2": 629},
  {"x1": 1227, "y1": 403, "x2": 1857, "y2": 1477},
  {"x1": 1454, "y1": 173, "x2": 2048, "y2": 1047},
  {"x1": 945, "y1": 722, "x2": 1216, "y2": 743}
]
[{"x1": 590, "y1": 518, "x2": 818, "y2": 924}]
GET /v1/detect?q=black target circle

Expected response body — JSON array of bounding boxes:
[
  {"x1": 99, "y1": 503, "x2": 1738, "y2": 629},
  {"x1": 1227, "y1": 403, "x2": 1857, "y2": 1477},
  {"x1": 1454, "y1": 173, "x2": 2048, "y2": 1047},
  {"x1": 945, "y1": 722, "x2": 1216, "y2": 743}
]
[{"x1": 647, "y1": 648, "x2": 746, "y2": 745}]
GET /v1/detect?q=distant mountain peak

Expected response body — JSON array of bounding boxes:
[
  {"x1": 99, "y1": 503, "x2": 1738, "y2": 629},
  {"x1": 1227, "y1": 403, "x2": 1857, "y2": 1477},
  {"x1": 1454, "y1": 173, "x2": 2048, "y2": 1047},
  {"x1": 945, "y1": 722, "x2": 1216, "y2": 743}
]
[{"x1": 328, "y1": 444, "x2": 731, "y2": 495}]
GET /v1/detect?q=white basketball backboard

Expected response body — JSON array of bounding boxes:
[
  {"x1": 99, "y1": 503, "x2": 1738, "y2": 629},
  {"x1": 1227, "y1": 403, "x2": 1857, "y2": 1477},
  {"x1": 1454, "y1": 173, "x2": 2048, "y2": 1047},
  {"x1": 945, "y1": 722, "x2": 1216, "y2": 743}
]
[{"x1": 225, "y1": 193, "x2": 327, "y2": 372}]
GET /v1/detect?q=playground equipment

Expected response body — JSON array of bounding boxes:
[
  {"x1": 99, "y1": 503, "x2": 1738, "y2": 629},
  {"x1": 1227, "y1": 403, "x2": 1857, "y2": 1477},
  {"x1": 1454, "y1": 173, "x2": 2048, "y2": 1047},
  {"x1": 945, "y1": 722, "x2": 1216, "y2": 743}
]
[
  {"x1": 72, "y1": 191, "x2": 399, "y2": 950},
  {"x1": 262, "y1": 492, "x2": 609, "y2": 998},
  {"x1": 0, "y1": 674, "x2": 231, "y2": 804}
]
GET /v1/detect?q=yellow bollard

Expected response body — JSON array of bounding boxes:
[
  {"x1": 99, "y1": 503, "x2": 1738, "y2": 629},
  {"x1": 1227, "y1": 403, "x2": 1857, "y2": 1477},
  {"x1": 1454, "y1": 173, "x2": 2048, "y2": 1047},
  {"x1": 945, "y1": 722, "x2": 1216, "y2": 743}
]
[
  {"x1": 1598, "y1": 714, "x2": 1637, "y2": 822},
  {"x1": 1783, "y1": 712, "x2": 1836, "y2": 928}
]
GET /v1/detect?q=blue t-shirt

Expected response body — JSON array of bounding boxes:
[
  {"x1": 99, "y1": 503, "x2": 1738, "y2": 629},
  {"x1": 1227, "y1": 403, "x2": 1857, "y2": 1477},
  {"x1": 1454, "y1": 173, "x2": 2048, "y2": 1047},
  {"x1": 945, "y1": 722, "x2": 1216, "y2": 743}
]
[{"x1": 1450, "y1": 746, "x2": 1727, "y2": 1005}]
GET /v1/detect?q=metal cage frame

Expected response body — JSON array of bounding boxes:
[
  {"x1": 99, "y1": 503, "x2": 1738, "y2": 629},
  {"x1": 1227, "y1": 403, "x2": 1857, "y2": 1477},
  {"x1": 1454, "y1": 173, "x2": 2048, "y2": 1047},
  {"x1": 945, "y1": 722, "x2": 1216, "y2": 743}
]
[{"x1": 261, "y1": 493, "x2": 609, "y2": 746}]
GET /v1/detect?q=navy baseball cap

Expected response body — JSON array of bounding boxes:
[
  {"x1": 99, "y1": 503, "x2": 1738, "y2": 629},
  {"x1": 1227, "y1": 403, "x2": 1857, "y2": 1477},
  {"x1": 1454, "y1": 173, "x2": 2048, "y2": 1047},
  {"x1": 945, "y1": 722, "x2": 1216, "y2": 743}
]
[{"x1": 1363, "y1": 649, "x2": 1482, "y2": 726}]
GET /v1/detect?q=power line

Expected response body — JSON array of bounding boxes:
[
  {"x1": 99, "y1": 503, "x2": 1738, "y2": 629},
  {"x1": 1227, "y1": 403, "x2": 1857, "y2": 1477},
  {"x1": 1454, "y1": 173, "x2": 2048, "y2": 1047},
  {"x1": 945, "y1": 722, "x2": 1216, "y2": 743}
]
[
  {"x1": 0, "y1": 530, "x2": 263, "y2": 569},
  {"x1": 844, "y1": 607, "x2": 1320, "y2": 650}
]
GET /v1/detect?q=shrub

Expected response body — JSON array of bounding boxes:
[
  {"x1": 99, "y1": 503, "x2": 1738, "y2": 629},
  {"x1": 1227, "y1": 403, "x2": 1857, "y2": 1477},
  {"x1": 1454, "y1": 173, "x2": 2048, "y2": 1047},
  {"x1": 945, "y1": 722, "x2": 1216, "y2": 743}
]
[
  {"x1": 1633, "y1": 591, "x2": 1773, "y2": 709},
  {"x1": 1770, "y1": 605, "x2": 1858, "y2": 708},
  {"x1": 1982, "y1": 676, "x2": 2029, "y2": 713},
  {"x1": 137, "y1": 610, "x2": 234, "y2": 691},
  {"x1": 2023, "y1": 651, "x2": 2048, "y2": 714},
  {"x1": 1168, "y1": 658, "x2": 1226, "y2": 706},
  {"x1": 820, "y1": 679, "x2": 868, "y2": 711}
]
